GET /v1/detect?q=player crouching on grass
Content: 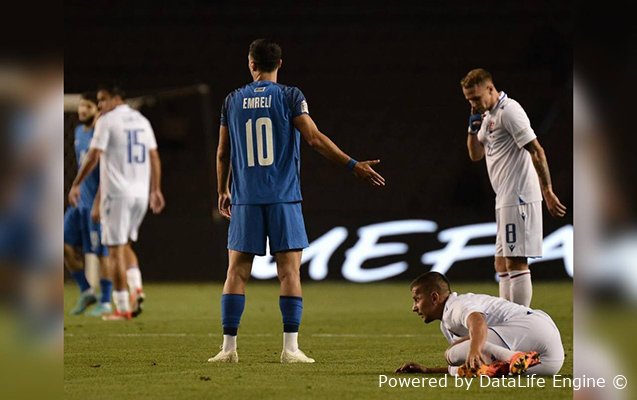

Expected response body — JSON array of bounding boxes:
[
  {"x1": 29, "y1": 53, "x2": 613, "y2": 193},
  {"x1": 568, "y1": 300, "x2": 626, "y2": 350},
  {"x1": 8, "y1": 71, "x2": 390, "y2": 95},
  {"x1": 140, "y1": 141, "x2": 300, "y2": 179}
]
[{"x1": 395, "y1": 272, "x2": 564, "y2": 377}]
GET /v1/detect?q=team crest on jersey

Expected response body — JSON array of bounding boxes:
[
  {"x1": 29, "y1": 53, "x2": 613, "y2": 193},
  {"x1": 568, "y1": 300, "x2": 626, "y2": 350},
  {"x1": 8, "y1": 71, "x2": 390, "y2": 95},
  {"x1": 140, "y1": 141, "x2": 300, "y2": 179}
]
[
  {"x1": 488, "y1": 120, "x2": 496, "y2": 133},
  {"x1": 254, "y1": 87, "x2": 266, "y2": 92}
]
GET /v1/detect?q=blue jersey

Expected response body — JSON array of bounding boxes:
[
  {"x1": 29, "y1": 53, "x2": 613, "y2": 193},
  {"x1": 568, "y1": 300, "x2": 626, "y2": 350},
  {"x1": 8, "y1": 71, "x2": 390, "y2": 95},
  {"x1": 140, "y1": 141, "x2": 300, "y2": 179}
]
[
  {"x1": 74, "y1": 125, "x2": 100, "y2": 209},
  {"x1": 221, "y1": 81, "x2": 308, "y2": 205}
]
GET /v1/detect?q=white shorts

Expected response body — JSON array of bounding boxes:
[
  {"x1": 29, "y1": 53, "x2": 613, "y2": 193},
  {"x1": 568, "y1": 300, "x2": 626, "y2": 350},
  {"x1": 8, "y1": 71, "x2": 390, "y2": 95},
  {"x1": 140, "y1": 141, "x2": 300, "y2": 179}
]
[
  {"x1": 490, "y1": 310, "x2": 565, "y2": 374},
  {"x1": 495, "y1": 201, "x2": 542, "y2": 258},
  {"x1": 101, "y1": 196, "x2": 148, "y2": 246},
  {"x1": 446, "y1": 311, "x2": 564, "y2": 376}
]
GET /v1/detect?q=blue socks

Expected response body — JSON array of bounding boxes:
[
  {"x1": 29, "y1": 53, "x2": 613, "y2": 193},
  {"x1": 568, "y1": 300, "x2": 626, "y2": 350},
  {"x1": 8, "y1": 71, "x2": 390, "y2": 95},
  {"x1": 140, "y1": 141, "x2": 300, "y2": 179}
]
[
  {"x1": 220, "y1": 294, "x2": 303, "y2": 335},
  {"x1": 100, "y1": 279, "x2": 113, "y2": 304},
  {"x1": 279, "y1": 296, "x2": 303, "y2": 333},
  {"x1": 70, "y1": 270, "x2": 91, "y2": 293},
  {"x1": 221, "y1": 294, "x2": 246, "y2": 336}
]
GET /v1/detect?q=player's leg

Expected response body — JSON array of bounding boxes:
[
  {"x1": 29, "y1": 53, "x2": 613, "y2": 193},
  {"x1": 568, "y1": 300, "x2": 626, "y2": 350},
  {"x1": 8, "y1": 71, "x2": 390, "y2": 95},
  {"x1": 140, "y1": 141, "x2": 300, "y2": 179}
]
[
  {"x1": 494, "y1": 210, "x2": 511, "y2": 301},
  {"x1": 275, "y1": 250, "x2": 307, "y2": 358},
  {"x1": 124, "y1": 197, "x2": 149, "y2": 317},
  {"x1": 64, "y1": 207, "x2": 96, "y2": 315},
  {"x1": 88, "y1": 254, "x2": 113, "y2": 316},
  {"x1": 506, "y1": 257, "x2": 532, "y2": 306},
  {"x1": 208, "y1": 250, "x2": 254, "y2": 362},
  {"x1": 125, "y1": 243, "x2": 143, "y2": 297},
  {"x1": 495, "y1": 257, "x2": 510, "y2": 301},
  {"x1": 100, "y1": 197, "x2": 133, "y2": 320},
  {"x1": 124, "y1": 242, "x2": 145, "y2": 315},
  {"x1": 268, "y1": 202, "x2": 312, "y2": 363},
  {"x1": 445, "y1": 330, "x2": 540, "y2": 376},
  {"x1": 499, "y1": 204, "x2": 539, "y2": 306},
  {"x1": 444, "y1": 330, "x2": 517, "y2": 367},
  {"x1": 84, "y1": 208, "x2": 113, "y2": 316},
  {"x1": 209, "y1": 204, "x2": 264, "y2": 363}
]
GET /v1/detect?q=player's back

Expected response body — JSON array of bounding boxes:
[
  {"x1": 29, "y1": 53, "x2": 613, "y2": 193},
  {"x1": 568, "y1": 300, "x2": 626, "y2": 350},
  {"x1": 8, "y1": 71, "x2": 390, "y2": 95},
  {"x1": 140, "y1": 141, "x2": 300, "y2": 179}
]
[
  {"x1": 91, "y1": 104, "x2": 157, "y2": 199},
  {"x1": 222, "y1": 80, "x2": 307, "y2": 205}
]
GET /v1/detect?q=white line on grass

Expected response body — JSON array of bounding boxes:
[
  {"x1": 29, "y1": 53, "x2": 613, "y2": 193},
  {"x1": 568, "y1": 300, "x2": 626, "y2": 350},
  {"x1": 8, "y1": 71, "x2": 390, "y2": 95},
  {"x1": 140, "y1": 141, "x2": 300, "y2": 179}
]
[{"x1": 65, "y1": 333, "x2": 421, "y2": 338}]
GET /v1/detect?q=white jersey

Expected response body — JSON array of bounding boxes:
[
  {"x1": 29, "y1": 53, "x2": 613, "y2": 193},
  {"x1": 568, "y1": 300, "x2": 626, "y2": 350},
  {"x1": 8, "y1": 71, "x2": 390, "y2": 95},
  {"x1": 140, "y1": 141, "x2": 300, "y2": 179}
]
[
  {"x1": 440, "y1": 292, "x2": 533, "y2": 341},
  {"x1": 477, "y1": 92, "x2": 542, "y2": 209},
  {"x1": 90, "y1": 104, "x2": 157, "y2": 199}
]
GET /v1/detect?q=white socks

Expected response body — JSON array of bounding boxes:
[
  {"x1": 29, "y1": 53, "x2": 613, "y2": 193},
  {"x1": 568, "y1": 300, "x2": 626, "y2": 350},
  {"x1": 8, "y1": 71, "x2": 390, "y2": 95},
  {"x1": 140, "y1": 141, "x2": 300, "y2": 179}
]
[
  {"x1": 510, "y1": 270, "x2": 532, "y2": 307},
  {"x1": 222, "y1": 335, "x2": 237, "y2": 352},
  {"x1": 113, "y1": 290, "x2": 130, "y2": 312},
  {"x1": 220, "y1": 333, "x2": 298, "y2": 354},
  {"x1": 126, "y1": 267, "x2": 143, "y2": 293},
  {"x1": 498, "y1": 273, "x2": 511, "y2": 301},
  {"x1": 283, "y1": 332, "x2": 299, "y2": 353}
]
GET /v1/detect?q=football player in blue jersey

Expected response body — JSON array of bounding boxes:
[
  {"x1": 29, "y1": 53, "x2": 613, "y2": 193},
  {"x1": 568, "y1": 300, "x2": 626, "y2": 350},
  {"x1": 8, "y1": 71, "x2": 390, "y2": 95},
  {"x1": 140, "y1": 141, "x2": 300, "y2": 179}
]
[
  {"x1": 209, "y1": 39, "x2": 385, "y2": 363},
  {"x1": 64, "y1": 92, "x2": 113, "y2": 316}
]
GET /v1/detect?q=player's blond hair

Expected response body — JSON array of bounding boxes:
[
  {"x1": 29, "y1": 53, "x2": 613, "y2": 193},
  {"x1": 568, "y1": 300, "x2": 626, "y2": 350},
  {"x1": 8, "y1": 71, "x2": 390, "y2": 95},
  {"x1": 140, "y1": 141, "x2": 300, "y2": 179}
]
[{"x1": 460, "y1": 68, "x2": 493, "y2": 89}]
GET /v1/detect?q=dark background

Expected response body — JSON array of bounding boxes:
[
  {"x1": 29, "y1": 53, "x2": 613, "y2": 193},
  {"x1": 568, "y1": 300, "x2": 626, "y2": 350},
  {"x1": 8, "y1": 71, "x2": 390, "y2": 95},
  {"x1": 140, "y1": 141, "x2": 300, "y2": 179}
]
[{"x1": 64, "y1": 1, "x2": 572, "y2": 282}]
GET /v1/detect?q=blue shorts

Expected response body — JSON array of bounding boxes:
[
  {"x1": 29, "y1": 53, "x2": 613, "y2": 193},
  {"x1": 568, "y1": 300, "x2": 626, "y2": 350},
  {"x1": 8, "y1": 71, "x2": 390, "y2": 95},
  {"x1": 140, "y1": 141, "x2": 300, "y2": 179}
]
[
  {"x1": 228, "y1": 202, "x2": 309, "y2": 256},
  {"x1": 63, "y1": 207, "x2": 108, "y2": 257}
]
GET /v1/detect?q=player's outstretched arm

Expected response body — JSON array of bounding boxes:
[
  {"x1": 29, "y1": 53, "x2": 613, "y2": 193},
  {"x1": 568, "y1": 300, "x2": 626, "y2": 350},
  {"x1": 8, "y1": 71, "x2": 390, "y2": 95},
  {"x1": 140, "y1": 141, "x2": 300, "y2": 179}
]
[
  {"x1": 216, "y1": 125, "x2": 232, "y2": 219},
  {"x1": 149, "y1": 149, "x2": 165, "y2": 214},
  {"x1": 395, "y1": 362, "x2": 448, "y2": 374},
  {"x1": 523, "y1": 139, "x2": 567, "y2": 218},
  {"x1": 293, "y1": 114, "x2": 385, "y2": 187},
  {"x1": 69, "y1": 148, "x2": 101, "y2": 207}
]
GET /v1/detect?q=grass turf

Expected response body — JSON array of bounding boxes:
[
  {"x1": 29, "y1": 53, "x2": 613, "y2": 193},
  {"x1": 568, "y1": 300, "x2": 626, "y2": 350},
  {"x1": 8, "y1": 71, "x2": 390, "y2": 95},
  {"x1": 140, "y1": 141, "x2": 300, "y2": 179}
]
[{"x1": 64, "y1": 281, "x2": 572, "y2": 399}]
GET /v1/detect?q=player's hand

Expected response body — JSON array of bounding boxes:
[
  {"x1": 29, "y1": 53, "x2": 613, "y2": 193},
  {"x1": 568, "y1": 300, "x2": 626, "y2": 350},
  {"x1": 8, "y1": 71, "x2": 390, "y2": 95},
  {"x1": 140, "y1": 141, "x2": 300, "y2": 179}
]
[
  {"x1": 218, "y1": 191, "x2": 232, "y2": 220},
  {"x1": 91, "y1": 202, "x2": 100, "y2": 223},
  {"x1": 468, "y1": 106, "x2": 482, "y2": 135},
  {"x1": 68, "y1": 185, "x2": 81, "y2": 208},
  {"x1": 465, "y1": 349, "x2": 484, "y2": 370},
  {"x1": 150, "y1": 190, "x2": 165, "y2": 214},
  {"x1": 353, "y1": 160, "x2": 385, "y2": 187},
  {"x1": 395, "y1": 362, "x2": 427, "y2": 374},
  {"x1": 544, "y1": 190, "x2": 567, "y2": 218}
]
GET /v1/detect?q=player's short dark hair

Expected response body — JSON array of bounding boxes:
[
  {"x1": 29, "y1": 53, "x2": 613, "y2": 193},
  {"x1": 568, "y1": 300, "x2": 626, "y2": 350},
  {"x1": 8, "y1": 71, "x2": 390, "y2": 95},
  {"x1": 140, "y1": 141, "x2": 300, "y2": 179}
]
[
  {"x1": 410, "y1": 272, "x2": 451, "y2": 295},
  {"x1": 248, "y1": 39, "x2": 282, "y2": 72},
  {"x1": 97, "y1": 82, "x2": 126, "y2": 99},
  {"x1": 80, "y1": 91, "x2": 97, "y2": 105},
  {"x1": 460, "y1": 68, "x2": 493, "y2": 89}
]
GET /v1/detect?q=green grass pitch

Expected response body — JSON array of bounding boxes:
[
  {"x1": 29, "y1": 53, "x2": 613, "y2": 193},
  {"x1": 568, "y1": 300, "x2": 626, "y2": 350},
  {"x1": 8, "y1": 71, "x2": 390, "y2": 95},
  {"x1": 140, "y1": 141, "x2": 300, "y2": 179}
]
[{"x1": 64, "y1": 281, "x2": 572, "y2": 399}]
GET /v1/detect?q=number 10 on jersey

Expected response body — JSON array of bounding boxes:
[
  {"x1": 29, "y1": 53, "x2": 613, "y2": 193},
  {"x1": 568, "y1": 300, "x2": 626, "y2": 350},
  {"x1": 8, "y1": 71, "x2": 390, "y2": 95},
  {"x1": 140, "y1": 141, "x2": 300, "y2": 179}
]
[{"x1": 245, "y1": 117, "x2": 274, "y2": 167}]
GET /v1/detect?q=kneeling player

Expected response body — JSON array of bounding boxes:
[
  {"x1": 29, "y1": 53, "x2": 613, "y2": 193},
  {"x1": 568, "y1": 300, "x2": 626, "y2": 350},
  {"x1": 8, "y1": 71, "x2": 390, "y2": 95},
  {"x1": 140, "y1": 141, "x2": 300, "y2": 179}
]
[{"x1": 395, "y1": 272, "x2": 564, "y2": 377}]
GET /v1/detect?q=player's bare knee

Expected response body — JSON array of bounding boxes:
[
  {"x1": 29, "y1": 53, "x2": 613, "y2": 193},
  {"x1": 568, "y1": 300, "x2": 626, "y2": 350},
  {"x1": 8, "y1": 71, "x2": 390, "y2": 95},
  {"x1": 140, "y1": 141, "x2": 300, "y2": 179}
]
[
  {"x1": 227, "y1": 265, "x2": 251, "y2": 283},
  {"x1": 64, "y1": 245, "x2": 83, "y2": 271},
  {"x1": 505, "y1": 256, "x2": 528, "y2": 271},
  {"x1": 494, "y1": 257, "x2": 507, "y2": 273},
  {"x1": 276, "y1": 266, "x2": 300, "y2": 283}
]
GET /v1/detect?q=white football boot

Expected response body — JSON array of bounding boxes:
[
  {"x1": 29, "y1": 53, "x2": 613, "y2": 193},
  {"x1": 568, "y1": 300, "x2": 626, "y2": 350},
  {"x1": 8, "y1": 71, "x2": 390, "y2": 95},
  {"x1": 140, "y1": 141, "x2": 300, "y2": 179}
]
[
  {"x1": 280, "y1": 349, "x2": 315, "y2": 363},
  {"x1": 207, "y1": 349, "x2": 239, "y2": 363}
]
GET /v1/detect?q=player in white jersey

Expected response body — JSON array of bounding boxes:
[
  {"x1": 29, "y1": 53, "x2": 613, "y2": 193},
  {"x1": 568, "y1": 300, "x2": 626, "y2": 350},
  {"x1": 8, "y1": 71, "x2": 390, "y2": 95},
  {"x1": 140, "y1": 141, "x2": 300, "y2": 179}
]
[
  {"x1": 395, "y1": 272, "x2": 564, "y2": 377},
  {"x1": 68, "y1": 84, "x2": 165, "y2": 320},
  {"x1": 461, "y1": 69, "x2": 567, "y2": 307}
]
